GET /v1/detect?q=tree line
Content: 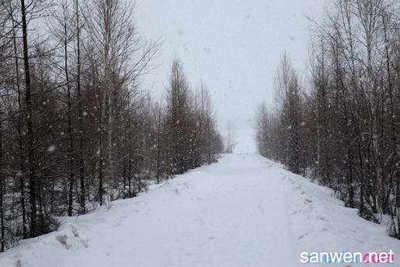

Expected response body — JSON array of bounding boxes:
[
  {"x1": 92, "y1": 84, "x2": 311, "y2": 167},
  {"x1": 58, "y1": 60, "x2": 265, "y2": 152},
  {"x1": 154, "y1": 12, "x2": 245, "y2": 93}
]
[
  {"x1": 256, "y1": 0, "x2": 400, "y2": 239},
  {"x1": 0, "y1": 0, "x2": 223, "y2": 251}
]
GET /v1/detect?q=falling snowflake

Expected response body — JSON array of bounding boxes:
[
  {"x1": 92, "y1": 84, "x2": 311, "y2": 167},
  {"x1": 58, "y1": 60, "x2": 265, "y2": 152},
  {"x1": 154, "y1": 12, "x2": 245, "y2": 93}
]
[{"x1": 47, "y1": 145, "x2": 56, "y2": 153}]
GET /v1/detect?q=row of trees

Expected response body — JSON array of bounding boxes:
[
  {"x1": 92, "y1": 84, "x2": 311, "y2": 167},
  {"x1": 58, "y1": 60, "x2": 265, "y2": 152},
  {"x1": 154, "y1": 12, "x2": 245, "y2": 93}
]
[
  {"x1": 257, "y1": 0, "x2": 400, "y2": 239},
  {"x1": 0, "y1": 0, "x2": 223, "y2": 251}
]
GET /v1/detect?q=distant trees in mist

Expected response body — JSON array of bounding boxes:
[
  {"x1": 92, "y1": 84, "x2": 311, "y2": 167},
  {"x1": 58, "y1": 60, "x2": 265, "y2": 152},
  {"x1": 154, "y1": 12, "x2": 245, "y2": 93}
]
[
  {"x1": 224, "y1": 122, "x2": 237, "y2": 154},
  {"x1": 0, "y1": 0, "x2": 222, "y2": 251},
  {"x1": 257, "y1": 0, "x2": 400, "y2": 239}
]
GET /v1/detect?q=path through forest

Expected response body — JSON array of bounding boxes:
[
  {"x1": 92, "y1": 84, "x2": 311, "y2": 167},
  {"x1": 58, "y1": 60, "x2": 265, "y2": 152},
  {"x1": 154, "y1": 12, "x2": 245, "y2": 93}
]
[{"x1": 0, "y1": 154, "x2": 398, "y2": 267}]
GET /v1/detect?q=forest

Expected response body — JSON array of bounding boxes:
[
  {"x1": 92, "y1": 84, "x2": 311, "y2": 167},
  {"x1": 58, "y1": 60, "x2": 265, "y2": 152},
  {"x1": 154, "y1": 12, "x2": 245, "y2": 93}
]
[
  {"x1": 257, "y1": 0, "x2": 400, "y2": 239},
  {"x1": 0, "y1": 0, "x2": 223, "y2": 251}
]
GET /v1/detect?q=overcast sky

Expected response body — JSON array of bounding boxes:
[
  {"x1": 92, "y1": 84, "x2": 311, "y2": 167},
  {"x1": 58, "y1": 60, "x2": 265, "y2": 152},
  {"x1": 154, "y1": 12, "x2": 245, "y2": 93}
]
[{"x1": 136, "y1": 0, "x2": 326, "y2": 152}]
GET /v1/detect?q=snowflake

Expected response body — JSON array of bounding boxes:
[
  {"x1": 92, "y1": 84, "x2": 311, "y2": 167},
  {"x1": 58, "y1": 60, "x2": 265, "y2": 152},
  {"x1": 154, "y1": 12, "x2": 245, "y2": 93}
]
[{"x1": 47, "y1": 145, "x2": 56, "y2": 153}]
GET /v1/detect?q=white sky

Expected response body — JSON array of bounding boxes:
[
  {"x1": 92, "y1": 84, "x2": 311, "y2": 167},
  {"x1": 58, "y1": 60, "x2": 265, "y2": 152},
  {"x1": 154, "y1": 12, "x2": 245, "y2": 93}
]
[{"x1": 136, "y1": 0, "x2": 326, "y2": 152}]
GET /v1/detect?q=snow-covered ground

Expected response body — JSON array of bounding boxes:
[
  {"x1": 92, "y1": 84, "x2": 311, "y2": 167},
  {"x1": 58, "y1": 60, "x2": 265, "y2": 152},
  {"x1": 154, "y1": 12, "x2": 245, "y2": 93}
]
[{"x1": 0, "y1": 153, "x2": 398, "y2": 267}]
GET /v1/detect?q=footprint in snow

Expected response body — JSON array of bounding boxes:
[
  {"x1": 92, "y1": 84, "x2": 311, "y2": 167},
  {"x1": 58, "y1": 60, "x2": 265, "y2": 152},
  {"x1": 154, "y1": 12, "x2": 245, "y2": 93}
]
[
  {"x1": 318, "y1": 215, "x2": 328, "y2": 222},
  {"x1": 297, "y1": 233, "x2": 309, "y2": 240}
]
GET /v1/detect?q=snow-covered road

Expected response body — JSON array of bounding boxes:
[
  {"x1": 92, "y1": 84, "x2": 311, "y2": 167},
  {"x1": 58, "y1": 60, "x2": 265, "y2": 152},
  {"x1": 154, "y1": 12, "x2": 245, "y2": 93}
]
[{"x1": 1, "y1": 154, "x2": 398, "y2": 267}]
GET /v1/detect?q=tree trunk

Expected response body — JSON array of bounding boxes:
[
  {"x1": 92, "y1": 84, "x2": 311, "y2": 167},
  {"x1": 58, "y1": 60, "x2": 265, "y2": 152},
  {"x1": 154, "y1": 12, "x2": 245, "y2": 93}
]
[
  {"x1": 62, "y1": 8, "x2": 75, "y2": 217},
  {"x1": 12, "y1": 18, "x2": 27, "y2": 238},
  {"x1": 75, "y1": 0, "x2": 86, "y2": 215},
  {"x1": 0, "y1": 112, "x2": 5, "y2": 252},
  {"x1": 20, "y1": 0, "x2": 37, "y2": 237}
]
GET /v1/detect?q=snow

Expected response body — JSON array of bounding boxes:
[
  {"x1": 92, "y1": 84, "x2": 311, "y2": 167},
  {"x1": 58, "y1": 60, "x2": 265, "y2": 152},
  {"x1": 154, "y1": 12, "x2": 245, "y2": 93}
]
[
  {"x1": 233, "y1": 128, "x2": 257, "y2": 153},
  {"x1": 1, "y1": 153, "x2": 398, "y2": 267},
  {"x1": 47, "y1": 145, "x2": 56, "y2": 153}
]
